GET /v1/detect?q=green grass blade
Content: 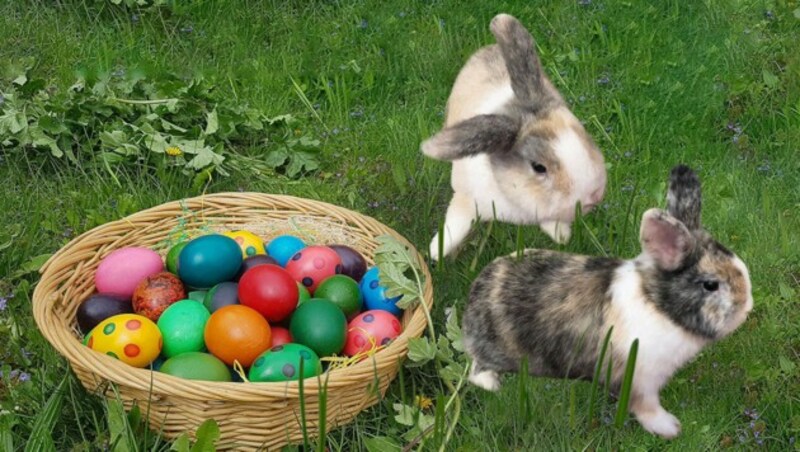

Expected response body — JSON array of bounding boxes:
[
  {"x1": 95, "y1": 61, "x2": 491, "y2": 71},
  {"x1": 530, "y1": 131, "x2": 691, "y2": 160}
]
[
  {"x1": 588, "y1": 326, "x2": 613, "y2": 426},
  {"x1": 0, "y1": 411, "x2": 16, "y2": 452},
  {"x1": 615, "y1": 339, "x2": 639, "y2": 428},
  {"x1": 316, "y1": 371, "x2": 329, "y2": 452},
  {"x1": 298, "y1": 358, "x2": 310, "y2": 450},
  {"x1": 24, "y1": 375, "x2": 67, "y2": 452}
]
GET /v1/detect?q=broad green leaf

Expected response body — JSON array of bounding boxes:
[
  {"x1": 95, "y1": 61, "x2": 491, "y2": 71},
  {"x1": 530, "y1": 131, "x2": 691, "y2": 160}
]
[
  {"x1": 439, "y1": 361, "x2": 467, "y2": 384},
  {"x1": 779, "y1": 356, "x2": 797, "y2": 375},
  {"x1": 445, "y1": 308, "x2": 464, "y2": 352},
  {"x1": 392, "y1": 403, "x2": 416, "y2": 426},
  {"x1": 363, "y1": 436, "x2": 401, "y2": 452},
  {"x1": 264, "y1": 148, "x2": 289, "y2": 167},
  {"x1": 406, "y1": 337, "x2": 436, "y2": 367},
  {"x1": 204, "y1": 108, "x2": 219, "y2": 135},
  {"x1": 170, "y1": 434, "x2": 191, "y2": 452},
  {"x1": 763, "y1": 69, "x2": 779, "y2": 89},
  {"x1": 191, "y1": 419, "x2": 220, "y2": 452},
  {"x1": 186, "y1": 145, "x2": 224, "y2": 170},
  {"x1": 106, "y1": 398, "x2": 131, "y2": 452},
  {"x1": 286, "y1": 151, "x2": 320, "y2": 177},
  {"x1": 144, "y1": 133, "x2": 169, "y2": 154}
]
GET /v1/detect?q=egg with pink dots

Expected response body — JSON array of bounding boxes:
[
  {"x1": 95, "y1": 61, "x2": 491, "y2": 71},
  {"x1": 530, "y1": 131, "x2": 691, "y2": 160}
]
[
  {"x1": 359, "y1": 267, "x2": 402, "y2": 316},
  {"x1": 343, "y1": 310, "x2": 403, "y2": 357}
]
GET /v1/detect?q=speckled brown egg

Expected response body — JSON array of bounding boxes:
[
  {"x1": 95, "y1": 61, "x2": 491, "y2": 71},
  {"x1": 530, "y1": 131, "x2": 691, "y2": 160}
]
[{"x1": 132, "y1": 272, "x2": 187, "y2": 321}]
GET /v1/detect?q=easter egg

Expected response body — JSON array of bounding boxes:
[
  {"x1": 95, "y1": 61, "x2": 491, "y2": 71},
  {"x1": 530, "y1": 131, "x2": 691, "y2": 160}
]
[
  {"x1": 76, "y1": 293, "x2": 133, "y2": 334},
  {"x1": 249, "y1": 344, "x2": 321, "y2": 382},
  {"x1": 360, "y1": 267, "x2": 403, "y2": 316},
  {"x1": 238, "y1": 264, "x2": 298, "y2": 322},
  {"x1": 314, "y1": 275, "x2": 362, "y2": 319},
  {"x1": 165, "y1": 241, "x2": 188, "y2": 274},
  {"x1": 270, "y1": 326, "x2": 293, "y2": 347},
  {"x1": 223, "y1": 230, "x2": 267, "y2": 259},
  {"x1": 187, "y1": 290, "x2": 207, "y2": 302},
  {"x1": 95, "y1": 247, "x2": 164, "y2": 298},
  {"x1": 160, "y1": 352, "x2": 231, "y2": 382},
  {"x1": 236, "y1": 254, "x2": 279, "y2": 280},
  {"x1": 297, "y1": 283, "x2": 311, "y2": 306},
  {"x1": 204, "y1": 305, "x2": 271, "y2": 367},
  {"x1": 266, "y1": 235, "x2": 306, "y2": 267},
  {"x1": 178, "y1": 234, "x2": 243, "y2": 289},
  {"x1": 328, "y1": 245, "x2": 368, "y2": 282},
  {"x1": 285, "y1": 246, "x2": 342, "y2": 293},
  {"x1": 157, "y1": 300, "x2": 211, "y2": 358},
  {"x1": 84, "y1": 314, "x2": 162, "y2": 368},
  {"x1": 203, "y1": 282, "x2": 239, "y2": 313},
  {"x1": 132, "y1": 272, "x2": 187, "y2": 321},
  {"x1": 289, "y1": 299, "x2": 347, "y2": 357},
  {"x1": 344, "y1": 310, "x2": 403, "y2": 357}
]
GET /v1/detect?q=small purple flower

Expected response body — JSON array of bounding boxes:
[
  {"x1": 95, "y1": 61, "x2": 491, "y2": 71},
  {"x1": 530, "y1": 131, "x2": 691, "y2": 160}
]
[
  {"x1": 0, "y1": 296, "x2": 7, "y2": 311},
  {"x1": 131, "y1": 14, "x2": 139, "y2": 23},
  {"x1": 597, "y1": 75, "x2": 610, "y2": 85},
  {"x1": 438, "y1": 18, "x2": 445, "y2": 28},
  {"x1": 764, "y1": 10, "x2": 774, "y2": 20},
  {"x1": 621, "y1": 185, "x2": 634, "y2": 192},
  {"x1": 358, "y1": 18, "x2": 368, "y2": 29},
  {"x1": 9, "y1": 369, "x2": 19, "y2": 379},
  {"x1": 712, "y1": 361, "x2": 718, "y2": 368},
  {"x1": 398, "y1": 11, "x2": 406, "y2": 18},
  {"x1": 18, "y1": 372, "x2": 30, "y2": 382},
  {"x1": 789, "y1": 436, "x2": 795, "y2": 445},
  {"x1": 358, "y1": 156, "x2": 366, "y2": 163},
  {"x1": 332, "y1": 127, "x2": 340, "y2": 135},
  {"x1": 180, "y1": 25, "x2": 194, "y2": 33},
  {"x1": 623, "y1": 151, "x2": 632, "y2": 158},
  {"x1": 349, "y1": 108, "x2": 364, "y2": 118},
  {"x1": 112, "y1": 68, "x2": 125, "y2": 78},
  {"x1": 579, "y1": 0, "x2": 592, "y2": 5},
  {"x1": 0, "y1": 93, "x2": 5, "y2": 106}
]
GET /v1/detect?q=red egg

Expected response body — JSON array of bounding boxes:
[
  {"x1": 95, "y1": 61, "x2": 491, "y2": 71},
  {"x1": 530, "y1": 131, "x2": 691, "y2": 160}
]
[
  {"x1": 131, "y1": 272, "x2": 186, "y2": 322},
  {"x1": 285, "y1": 246, "x2": 342, "y2": 294},
  {"x1": 343, "y1": 310, "x2": 403, "y2": 357},
  {"x1": 238, "y1": 264, "x2": 299, "y2": 322},
  {"x1": 270, "y1": 326, "x2": 293, "y2": 347}
]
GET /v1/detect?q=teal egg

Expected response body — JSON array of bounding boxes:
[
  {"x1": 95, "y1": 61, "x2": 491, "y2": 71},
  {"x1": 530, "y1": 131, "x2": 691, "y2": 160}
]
[
  {"x1": 178, "y1": 234, "x2": 243, "y2": 289},
  {"x1": 159, "y1": 352, "x2": 232, "y2": 381},
  {"x1": 249, "y1": 343, "x2": 321, "y2": 382},
  {"x1": 157, "y1": 300, "x2": 210, "y2": 358}
]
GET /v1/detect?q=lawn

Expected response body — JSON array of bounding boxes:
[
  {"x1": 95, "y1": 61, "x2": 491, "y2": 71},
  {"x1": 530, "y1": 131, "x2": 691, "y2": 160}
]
[{"x1": 1, "y1": 0, "x2": 799, "y2": 450}]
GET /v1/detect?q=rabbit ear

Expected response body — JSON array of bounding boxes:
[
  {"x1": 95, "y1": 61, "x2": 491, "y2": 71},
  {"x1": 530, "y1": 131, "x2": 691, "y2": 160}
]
[
  {"x1": 490, "y1": 14, "x2": 549, "y2": 107},
  {"x1": 666, "y1": 164, "x2": 702, "y2": 230},
  {"x1": 421, "y1": 114, "x2": 518, "y2": 161},
  {"x1": 639, "y1": 208, "x2": 696, "y2": 271}
]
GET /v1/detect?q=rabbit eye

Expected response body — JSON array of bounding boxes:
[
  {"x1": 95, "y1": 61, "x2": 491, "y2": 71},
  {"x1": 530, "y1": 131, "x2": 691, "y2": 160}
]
[
  {"x1": 702, "y1": 280, "x2": 719, "y2": 292},
  {"x1": 531, "y1": 162, "x2": 547, "y2": 174}
]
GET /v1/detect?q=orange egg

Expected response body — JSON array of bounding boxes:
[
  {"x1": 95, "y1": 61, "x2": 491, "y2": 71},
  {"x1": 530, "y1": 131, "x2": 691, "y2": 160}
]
[{"x1": 204, "y1": 305, "x2": 271, "y2": 367}]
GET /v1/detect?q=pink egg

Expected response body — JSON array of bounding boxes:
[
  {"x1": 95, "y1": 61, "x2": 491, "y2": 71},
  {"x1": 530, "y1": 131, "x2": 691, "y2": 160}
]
[
  {"x1": 95, "y1": 247, "x2": 164, "y2": 298},
  {"x1": 343, "y1": 310, "x2": 403, "y2": 357}
]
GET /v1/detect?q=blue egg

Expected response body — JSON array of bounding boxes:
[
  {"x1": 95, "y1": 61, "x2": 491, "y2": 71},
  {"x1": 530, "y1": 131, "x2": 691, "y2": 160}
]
[
  {"x1": 359, "y1": 266, "x2": 402, "y2": 316},
  {"x1": 178, "y1": 234, "x2": 243, "y2": 289},
  {"x1": 266, "y1": 235, "x2": 306, "y2": 267}
]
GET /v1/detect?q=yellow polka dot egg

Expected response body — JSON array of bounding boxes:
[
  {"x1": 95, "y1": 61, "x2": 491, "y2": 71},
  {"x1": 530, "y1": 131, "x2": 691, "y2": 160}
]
[
  {"x1": 84, "y1": 313, "x2": 162, "y2": 367},
  {"x1": 223, "y1": 230, "x2": 266, "y2": 258}
]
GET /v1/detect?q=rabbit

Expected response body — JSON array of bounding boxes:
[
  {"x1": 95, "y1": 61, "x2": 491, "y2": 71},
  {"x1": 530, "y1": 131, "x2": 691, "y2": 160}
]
[
  {"x1": 421, "y1": 14, "x2": 607, "y2": 261},
  {"x1": 461, "y1": 164, "x2": 753, "y2": 439}
]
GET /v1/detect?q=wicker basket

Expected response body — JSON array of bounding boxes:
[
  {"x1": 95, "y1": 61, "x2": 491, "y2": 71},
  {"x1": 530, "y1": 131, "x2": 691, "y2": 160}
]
[{"x1": 31, "y1": 192, "x2": 433, "y2": 450}]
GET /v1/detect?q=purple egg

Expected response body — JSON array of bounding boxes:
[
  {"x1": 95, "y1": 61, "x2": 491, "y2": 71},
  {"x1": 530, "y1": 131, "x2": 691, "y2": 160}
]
[
  {"x1": 329, "y1": 245, "x2": 367, "y2": 282},
  {"x1": 236, "y1": 254, "x2": 280, "y2": 280},
  {"x1": 76, "y1": 293, "x2": 134, "y2": 334}
]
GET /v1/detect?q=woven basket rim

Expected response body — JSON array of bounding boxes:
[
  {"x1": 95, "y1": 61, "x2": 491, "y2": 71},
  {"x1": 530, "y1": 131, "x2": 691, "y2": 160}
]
[{"x1": 32, "y1": 192, "x2": 434, "y2": 400}]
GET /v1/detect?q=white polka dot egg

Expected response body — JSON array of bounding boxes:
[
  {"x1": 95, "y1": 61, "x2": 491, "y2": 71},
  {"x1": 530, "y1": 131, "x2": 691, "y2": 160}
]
[{"x1": 84, "y1": 313, "x2": 162, "y2": 368}]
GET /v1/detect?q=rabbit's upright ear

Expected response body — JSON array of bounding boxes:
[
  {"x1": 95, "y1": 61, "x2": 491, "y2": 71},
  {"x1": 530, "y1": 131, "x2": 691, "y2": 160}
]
[
  {"x1": 666, "y1": 164, "x2": 702, "y2": 231},
  {"x1": 421, "y1": 114, "x2": 518, "y2": 161},
  {"x1": 640, "y1": 209, "x2": 696, "y2": 271},
  {"x1": 490, "y1": 14, "x2": 549, "y2": 108}
]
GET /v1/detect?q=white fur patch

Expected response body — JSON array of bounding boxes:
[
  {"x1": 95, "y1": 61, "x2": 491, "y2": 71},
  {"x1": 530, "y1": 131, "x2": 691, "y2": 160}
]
[
  {"x1": 552, "y1": 124, "x2": 603, "y2": 209},
  {"x1": 608, "y1": 261, "x2": 708, "y2": 392},
  {"x1": 469, "y1": 363, "x2": 501, "y2": 391},
  {"x1": 475, "y1": 84, "x2": 515, "y2": 116}
]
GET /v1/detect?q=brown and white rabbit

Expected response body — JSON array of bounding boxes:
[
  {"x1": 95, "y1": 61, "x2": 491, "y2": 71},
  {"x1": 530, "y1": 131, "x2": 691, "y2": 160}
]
[
  {"x1": 421, "y1": 14, "x2": 607, "y2": 260},
  {"x1": 462, "y1": 165, "x2": 753, "y2": 438}
]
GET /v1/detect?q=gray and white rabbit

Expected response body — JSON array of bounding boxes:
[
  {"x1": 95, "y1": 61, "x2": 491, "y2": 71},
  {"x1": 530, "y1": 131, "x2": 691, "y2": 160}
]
[
  {"x1": 422, "y1": 14, "x2": 607, "y2": 260},
  {"x1": 462, "y1": 165, "x2": 753, "y2": 438}
]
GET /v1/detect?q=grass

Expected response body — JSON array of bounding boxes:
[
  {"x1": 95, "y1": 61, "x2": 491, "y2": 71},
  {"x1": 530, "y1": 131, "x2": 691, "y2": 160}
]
[{"x1": 1, "y1": 0, "x2": 799, "y2": 449}]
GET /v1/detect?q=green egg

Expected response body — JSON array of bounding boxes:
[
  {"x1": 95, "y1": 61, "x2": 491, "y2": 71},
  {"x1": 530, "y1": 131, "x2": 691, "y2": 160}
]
[
  {"x1": 187, "y1": 290, "x2": 207, "y2": 302},
  {"x1": 314, "y1": 275, "x2": 362, "y2": 318},
  {"x1": 249, "y1": 343, "x2": 321, "y2": 382},
  {"x1": 157, "y1": 300, "x2": 210, "y2": 358},
  {"x1": 159, "y1": 352, "x2": 231, "y2": 381},
  {"x1": 289, "y1": 299, "x2": 346, "y2": 357},
  {"x1": 166, "y1": 241, "x2": 188, "y2": 274}
]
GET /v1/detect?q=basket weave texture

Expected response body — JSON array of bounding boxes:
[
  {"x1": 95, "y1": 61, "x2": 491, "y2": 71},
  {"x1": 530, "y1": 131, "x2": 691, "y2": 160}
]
[{"x1": 31, "y1": 192, "x2": 434, "y2": 451}]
